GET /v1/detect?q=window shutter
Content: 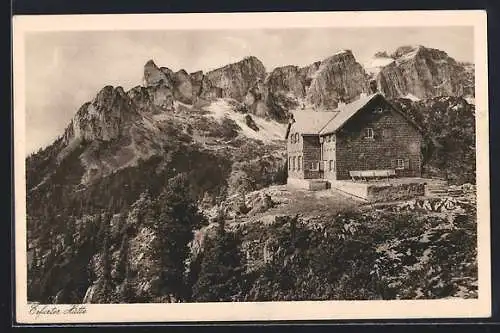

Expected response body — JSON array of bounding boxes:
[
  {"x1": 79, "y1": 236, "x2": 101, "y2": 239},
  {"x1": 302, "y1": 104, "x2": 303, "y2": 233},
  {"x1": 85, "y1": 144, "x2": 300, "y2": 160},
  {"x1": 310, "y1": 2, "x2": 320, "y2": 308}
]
[
  {"x1": 390, "y1": 159, "x2": 396, "y2": 169},
  {"x1": 365, "y1": 128, "x2": 374, "y2": 139},
  {"x1": 404, "y1": 158, "x2": 410, "y2": 170}
]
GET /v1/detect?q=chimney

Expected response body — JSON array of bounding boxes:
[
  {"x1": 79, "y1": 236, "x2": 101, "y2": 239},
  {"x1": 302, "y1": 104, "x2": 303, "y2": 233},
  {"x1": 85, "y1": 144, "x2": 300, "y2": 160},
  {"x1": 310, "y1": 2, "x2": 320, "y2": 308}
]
[
  {"x1": 369, "y1": 80, "x2": 378, "y2": 94},
  {"x1": 337, "y1": 95, "x2": 346, "y2": 108},
  {"x1": 285, "y1": 114, "x2": 295, "y2": 139}
]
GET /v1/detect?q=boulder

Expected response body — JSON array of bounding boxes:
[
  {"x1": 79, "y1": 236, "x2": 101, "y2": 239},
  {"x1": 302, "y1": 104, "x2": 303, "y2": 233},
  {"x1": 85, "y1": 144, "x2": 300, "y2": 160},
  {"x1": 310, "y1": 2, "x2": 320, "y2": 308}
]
[{"x1": 244, "y1": 114, "x2": 259, "y2": 131}]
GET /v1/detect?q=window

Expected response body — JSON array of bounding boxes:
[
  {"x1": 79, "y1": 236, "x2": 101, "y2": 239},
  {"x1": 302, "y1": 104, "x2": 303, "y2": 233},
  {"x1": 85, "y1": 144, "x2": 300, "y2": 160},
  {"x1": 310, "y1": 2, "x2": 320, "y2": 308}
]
[
  {"x1": 295, "y1": 133, "x2": 300, "y2": 143},
  {"x1": 329, "y1": 160, "x2": 335, "y2": 171},
  {"x1": 396, "y1": 159, "x2": 405, "y2": 170},
  {"x1": 310, "y1": 161, "x2": 319, "y2": 171},
  {"x1": 325, "y1": 135, "x2": 330, "y2": 143},
  {"x1": 293, "y1": 157, "x2": 296, "y2": 170},
  {"x1": 298, "y1": 156, "x2": 302, "y2": 170},
  {"x1": 365, "y1": 128, "x2": 374, "y2": 139},
  {"x1": 288, "y1": 157, "x2": 292, "y2": 170}
]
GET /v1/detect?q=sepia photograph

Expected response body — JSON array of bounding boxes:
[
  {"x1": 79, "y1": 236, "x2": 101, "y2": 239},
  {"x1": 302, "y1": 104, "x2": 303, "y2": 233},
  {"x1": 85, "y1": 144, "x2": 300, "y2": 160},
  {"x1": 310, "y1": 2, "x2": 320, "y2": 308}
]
[{"x1": 13, "y1": 10, "x2": 490, "y2": 323}]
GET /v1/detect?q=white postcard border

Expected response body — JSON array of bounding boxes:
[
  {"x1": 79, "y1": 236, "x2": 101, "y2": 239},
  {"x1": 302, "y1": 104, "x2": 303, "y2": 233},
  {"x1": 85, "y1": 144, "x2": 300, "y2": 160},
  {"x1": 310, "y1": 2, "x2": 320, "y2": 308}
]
[{"x1": 13, "y1": 10, "x2": 490, "y2": 323}]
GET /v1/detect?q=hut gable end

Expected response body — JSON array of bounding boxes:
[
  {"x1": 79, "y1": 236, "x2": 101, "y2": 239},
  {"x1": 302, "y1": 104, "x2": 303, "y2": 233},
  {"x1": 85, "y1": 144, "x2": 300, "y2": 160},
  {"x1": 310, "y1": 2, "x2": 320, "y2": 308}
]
[{"x1": 286, "y1": 92, "x2": 424, "y2": 182}]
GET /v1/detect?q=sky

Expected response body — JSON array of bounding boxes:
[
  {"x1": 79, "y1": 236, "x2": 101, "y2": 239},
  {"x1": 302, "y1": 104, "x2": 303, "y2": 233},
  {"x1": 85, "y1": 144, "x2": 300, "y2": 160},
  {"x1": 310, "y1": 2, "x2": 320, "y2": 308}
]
[{"x1": 24, "y1": 26, "x2": 474, "y2": 154}]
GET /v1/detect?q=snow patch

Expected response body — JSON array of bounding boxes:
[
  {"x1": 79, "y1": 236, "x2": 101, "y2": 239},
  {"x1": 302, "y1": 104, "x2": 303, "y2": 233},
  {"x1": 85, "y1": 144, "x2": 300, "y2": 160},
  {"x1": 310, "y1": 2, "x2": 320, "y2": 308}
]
[
  {"x1": 204, "y1": 99, "x2": 235, "y2": 120},
  {"x1": 333, "y1": 49, "x2": 349, "y2": 56},
  {"x1": 364, "y1": 57, "x2": 394, "y2": 76},
  {"x1": 366, "y1": 57, "x2": 394, "y2": 68},
  {"x1": 174, "y1": 100, "x2": 193, "y2": 109},
  {"x1": 203, "y1": 99, "x2": 286, "y2": 142},
  {"x1": 403, "y1": 93, "x2": 421, "y2": 102},
  {"x1": 396, "y1": 49, "x2": 419, "y2": 62}
]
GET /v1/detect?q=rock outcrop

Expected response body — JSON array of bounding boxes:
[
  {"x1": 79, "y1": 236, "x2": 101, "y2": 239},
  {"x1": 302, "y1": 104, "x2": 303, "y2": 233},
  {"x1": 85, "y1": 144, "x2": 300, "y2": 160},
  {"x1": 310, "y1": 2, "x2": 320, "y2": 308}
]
[
  {"x1": 189, "y1": 70, "x2": 205, "y2": 97},
  {"x1": 244, "y1": 114, "x2": 259, "y2": 131},
  {"x1": 139, "y1": 46, "x2": 474, "y2": 121},
  {"x1": 62, "y1": 82, "x2": 178, "y2": 145},
  {"x1": 64, "y1": 86, "x2": 139, "y2": 143},
  {"x1": 374, "y1": 45, "x2": 474, "y2": 99},
  {"x1": 127, "y1": 85, "x2": 175, "y2": 114},
  {"x1": 203, "y1": 56, "x2": 267, "y2": 101},
  {"x1": 173, "y1": 69, "x2": 194, "y2": 104},
  {"x1": 306, "y1": 50, "x2": 370, "y2": 108},
  {"x1": 265, "y1": 65, "x2": 306, "y2": 99},
  {"x1": 143, "y1": 60, "x2": 174, "y2": 88},
  {"x1": 142, "y1": 56, "x2": 269, "y2": 112}
]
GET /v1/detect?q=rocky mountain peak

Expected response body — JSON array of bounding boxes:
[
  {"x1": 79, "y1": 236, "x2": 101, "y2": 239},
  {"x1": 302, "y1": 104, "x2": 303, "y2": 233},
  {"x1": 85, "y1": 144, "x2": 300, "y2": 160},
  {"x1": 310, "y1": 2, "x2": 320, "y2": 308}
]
[
  {"x1": 94, "y1": 85, "x2": 127, "y2": 111},
  {"x1": 202, "y1": 56, "x2": 267, "y2": 102},
  {"x1": 145, "y1": 59, "x2": 157, "y2": 67},
  {"x1": 389, "y1": 45, "x2": 424, "y2": 58},
  {"x1": 241, "y1": 55, "x2": 265, "y2": 67},
  {"x1": 172, "y1": 69, "x2": 194, "y2": 104},
  {"x1": 394, "y1": 44, "x2": 419, "y2": 51},
  {"x1": 63, "y1": 85, "x2": 142, "y2": 145},
  {"x1": 375, "y1": 45, "x2": 473, "y2": 99},
  {"x1": 144, "y1": 59, "x2": 173, "y2": 88},
  {"x1": 307, "y1": 49, "x2": 370, "y2": 108},
  {"x1": 321, "y1": 49, "x2": 354, "y2": 62},
  {"x1": 264, "y1": 65, "x2": 304, "y2": 98}
]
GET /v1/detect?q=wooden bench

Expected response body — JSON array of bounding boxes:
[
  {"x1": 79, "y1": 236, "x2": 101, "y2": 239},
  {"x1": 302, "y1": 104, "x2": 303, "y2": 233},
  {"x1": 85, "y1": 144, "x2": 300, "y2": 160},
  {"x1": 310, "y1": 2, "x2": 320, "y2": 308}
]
[{"x1": 349, "y1": 169, "x2": 396, "y2": 181}]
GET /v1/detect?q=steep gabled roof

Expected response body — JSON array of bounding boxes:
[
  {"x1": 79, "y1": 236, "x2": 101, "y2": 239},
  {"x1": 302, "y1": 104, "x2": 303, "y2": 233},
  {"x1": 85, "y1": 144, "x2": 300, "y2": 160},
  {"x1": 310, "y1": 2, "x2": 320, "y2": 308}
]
[
  {"x1": 290, "y1": 109, "x2": 339, "y2": 135},
  {"x1": 287, "y1": 92, "x2": 423, "y2": 138},
  {"x1": 319, "y1": 93, "x2": 380, "y2": 135}
]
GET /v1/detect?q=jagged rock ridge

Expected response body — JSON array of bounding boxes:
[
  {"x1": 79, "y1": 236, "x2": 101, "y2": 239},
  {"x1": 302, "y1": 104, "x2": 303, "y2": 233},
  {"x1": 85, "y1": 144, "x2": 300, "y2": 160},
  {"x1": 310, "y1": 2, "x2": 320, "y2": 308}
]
[{"x1": 140, "y1": 45, "x2": 473, "y2": 120}]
